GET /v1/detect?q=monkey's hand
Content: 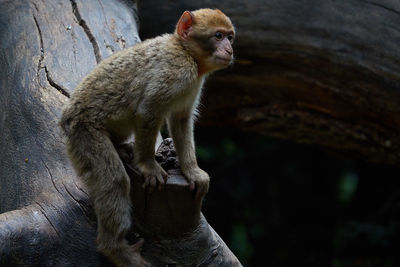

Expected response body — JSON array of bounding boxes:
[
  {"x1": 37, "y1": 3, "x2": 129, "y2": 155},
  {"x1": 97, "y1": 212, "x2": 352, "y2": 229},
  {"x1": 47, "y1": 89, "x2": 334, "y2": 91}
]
[
  {"x1": 137, "y1": 161, "x2": 168, "y2": 192},
  {"x1": 183, "y1": 167, "x2": 210, "y2": 200}
]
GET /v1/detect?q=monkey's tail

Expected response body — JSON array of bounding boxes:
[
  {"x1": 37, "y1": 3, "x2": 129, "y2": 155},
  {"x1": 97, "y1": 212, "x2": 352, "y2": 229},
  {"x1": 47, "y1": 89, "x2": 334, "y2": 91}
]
[{"x1": 66, "y1": 125, "x2": 133, "y2": 250}]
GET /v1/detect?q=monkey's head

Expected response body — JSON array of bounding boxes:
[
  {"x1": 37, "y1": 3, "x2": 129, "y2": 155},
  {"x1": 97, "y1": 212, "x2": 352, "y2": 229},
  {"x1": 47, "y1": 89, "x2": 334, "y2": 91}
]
[{"x1": 175, "y1": 8, "x2": 235, "y2": 76}]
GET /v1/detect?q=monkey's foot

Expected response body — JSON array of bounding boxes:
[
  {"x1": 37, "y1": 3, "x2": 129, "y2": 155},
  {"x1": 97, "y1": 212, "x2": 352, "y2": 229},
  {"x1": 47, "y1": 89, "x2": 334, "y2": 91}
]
[
  {"x1": 103, "y1": 239, "x2": 152, "y2": 267},
  {"x1": 138, "y1": 161, "x2": 168, "y2": 191}
]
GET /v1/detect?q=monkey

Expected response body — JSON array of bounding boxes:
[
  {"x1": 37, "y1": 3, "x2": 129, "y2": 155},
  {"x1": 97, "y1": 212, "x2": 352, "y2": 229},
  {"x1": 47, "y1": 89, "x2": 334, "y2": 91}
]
[{"x1": 60, "y1": 8, "x2": 235, "y2": 267}]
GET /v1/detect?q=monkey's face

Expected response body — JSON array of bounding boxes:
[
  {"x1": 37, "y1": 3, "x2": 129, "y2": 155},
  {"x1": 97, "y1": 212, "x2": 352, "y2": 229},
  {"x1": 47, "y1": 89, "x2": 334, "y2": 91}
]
[
  {"x1": 209, "y1": 29, "x2": 235, "y2": 68},
  {"x1": 187, "y1": 26, "x2": 235, "y2": 75},
  {"x1": 176, "y1": 9, "x2": 235, "y2": 75}
]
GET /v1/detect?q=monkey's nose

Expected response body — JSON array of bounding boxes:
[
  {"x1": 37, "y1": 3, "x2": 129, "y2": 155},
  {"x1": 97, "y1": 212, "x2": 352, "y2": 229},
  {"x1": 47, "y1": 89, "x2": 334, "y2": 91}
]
[{"x1": 226, "y1": 49, "x2": 232, "y2": 55}]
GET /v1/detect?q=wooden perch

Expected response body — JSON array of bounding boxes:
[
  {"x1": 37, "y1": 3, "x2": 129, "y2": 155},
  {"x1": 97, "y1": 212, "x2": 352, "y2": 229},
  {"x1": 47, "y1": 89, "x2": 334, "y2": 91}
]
[
  {"x1": 128, "y1": 139, "x2": 240, "y2": 266},
  {"x1": 0, "y1": 138, "x2": 241, "y2": 266},
  {"x1": 0, "y1": 0, "x2": 240, "y2": 265}
]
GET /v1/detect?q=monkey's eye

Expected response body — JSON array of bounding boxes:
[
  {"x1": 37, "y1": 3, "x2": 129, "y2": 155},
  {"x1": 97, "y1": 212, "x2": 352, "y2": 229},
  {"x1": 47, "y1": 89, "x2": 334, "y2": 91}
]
[
  {"x1": 215, "y1": 31, "x2": 223, "y2": 40},
  {"x1": 227, "y1": 34, "x2": 234, "y2": 43}
]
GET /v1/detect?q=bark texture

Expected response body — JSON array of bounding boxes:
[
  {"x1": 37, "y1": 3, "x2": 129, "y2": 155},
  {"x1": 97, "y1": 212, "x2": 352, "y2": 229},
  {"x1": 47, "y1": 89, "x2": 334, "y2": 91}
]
[
  {"x1": 139, "y1": 0, "x2": 400, "y2": 165},
  {"x1": 0, "y1": 0, "x2": 240, "y2": 266}
]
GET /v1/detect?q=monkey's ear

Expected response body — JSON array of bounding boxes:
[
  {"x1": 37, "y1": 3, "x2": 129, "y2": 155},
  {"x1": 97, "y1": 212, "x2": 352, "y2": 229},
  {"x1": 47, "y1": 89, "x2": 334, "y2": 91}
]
[{"x1": 176, "y1": 11, "x2": 193, "y2": 39}]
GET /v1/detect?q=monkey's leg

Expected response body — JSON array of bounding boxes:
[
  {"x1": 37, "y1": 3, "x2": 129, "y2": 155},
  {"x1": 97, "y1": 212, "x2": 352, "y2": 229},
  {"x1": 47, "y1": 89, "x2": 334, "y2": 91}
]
[
  {"x1": 133, "y1": 118, "x2": 167, "y2": 191},
  {"x1": 168, "y1": 111, "x2": 209, "y2": 199},
  {"x1": 66, "y1": 127, "x2": 150, "y2": 267}
]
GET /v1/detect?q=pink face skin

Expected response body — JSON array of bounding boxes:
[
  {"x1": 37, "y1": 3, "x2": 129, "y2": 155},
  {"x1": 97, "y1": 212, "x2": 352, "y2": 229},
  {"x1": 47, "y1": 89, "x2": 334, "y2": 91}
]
[{"x1": 212, "y1": 29, "x2": 235, "y2": 67}]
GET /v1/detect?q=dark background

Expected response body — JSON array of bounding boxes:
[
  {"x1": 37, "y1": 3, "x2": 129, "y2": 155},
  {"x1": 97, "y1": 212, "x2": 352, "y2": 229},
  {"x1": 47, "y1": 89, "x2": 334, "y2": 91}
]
[{"x1": 195, "y1": 127, "x2": 400, "y2": 267}]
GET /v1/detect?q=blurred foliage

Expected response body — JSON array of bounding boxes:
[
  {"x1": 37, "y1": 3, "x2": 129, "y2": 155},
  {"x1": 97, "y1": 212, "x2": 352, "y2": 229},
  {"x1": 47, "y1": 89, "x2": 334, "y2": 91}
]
[{"x1": 195, "y1": 127, "x2": 400, "y2": 267}]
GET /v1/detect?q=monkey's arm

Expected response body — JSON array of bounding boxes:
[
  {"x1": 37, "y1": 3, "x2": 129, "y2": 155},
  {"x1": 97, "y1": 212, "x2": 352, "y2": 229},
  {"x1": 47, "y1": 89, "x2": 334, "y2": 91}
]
[
  {"x1": 167, "y1": 110, "x2": 209, "y2": 199},
  {"x1": 133, "y1": 116, "x2": 167, "y2": 191}
]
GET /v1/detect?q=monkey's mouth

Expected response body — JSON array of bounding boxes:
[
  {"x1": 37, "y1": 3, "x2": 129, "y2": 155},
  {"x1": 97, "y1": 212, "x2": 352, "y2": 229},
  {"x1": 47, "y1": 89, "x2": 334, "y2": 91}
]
[{"x1": 215, "y1": 56, "x2": 232, "y2": 65}]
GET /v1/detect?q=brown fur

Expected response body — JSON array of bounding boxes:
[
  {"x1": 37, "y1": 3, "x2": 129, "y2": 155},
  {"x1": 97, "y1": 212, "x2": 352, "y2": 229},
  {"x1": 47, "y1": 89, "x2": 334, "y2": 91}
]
[{"x1": 60, "y1": 9, "x2": 234, "y2": 266}]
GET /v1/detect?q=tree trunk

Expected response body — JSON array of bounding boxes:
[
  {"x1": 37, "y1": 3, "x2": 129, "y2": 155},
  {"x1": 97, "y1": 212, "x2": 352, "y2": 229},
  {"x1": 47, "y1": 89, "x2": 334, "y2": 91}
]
[
  {"x1": 0, "y1": 0, "x2": 240, "y2": 266},
  {"x1": 139, "y1": 0, "x2": 400, "y2": 166}
]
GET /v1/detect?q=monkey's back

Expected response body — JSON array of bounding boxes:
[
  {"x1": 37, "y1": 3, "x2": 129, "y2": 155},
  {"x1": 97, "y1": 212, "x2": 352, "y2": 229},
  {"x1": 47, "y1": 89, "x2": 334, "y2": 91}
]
[{"x1": 60, "y1": 34, "x2": 199, "y2": 137}]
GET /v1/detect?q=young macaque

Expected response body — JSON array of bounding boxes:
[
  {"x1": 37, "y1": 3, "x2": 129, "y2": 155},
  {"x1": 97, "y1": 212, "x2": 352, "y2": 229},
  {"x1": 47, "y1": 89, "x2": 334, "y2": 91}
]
[{"x1": 60, "y1": 8, "x2": 235, "y2": 267}]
